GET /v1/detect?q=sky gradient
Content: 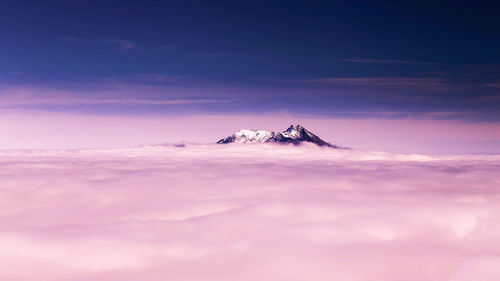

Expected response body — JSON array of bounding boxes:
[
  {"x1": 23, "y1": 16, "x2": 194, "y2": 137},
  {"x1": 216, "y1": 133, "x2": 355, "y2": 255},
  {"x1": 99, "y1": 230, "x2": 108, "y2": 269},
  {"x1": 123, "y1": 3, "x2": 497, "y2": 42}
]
[
  {"x1": 1, "y1": 0, "x2": 500, "y2": 152},
  {"x1": 2, "y1": 3, "x2": 500, "y2": 280}
]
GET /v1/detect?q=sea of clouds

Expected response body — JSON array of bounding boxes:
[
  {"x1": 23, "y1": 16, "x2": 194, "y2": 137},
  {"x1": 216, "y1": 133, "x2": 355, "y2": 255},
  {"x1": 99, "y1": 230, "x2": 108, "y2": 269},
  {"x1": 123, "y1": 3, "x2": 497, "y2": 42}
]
[{"x1": 0, "y1": 144, "x2": 499, "y2": 281}]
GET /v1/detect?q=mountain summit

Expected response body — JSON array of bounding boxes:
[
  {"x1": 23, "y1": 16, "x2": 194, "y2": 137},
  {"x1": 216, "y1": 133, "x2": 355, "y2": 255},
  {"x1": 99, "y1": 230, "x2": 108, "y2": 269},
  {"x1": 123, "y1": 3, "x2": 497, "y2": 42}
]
[{"x1": 217, "y1": 125, "x2": 339, "y2": 148}]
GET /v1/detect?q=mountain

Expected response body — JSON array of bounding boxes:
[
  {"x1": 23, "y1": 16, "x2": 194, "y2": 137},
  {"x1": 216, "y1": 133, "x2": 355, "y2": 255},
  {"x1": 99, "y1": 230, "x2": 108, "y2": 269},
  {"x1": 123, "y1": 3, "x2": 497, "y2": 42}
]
[{"x1": 217, "y1": 125, "x2": 340, "y2": 148}]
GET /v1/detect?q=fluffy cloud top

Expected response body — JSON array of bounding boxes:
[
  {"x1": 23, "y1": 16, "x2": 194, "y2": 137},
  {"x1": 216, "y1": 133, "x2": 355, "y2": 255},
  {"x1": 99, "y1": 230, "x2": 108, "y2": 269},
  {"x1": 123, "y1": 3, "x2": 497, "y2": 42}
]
[{"x1": 0, "y1": 144, "x2": 499, "y2": 281}]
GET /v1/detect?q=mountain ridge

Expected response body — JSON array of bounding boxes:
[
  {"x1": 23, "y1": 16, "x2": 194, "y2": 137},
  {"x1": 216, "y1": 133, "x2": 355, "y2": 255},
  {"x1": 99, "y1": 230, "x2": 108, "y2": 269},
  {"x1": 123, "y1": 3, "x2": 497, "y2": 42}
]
[{"x1": 217, "y1": 124, "x2": 340, "y2": 148}]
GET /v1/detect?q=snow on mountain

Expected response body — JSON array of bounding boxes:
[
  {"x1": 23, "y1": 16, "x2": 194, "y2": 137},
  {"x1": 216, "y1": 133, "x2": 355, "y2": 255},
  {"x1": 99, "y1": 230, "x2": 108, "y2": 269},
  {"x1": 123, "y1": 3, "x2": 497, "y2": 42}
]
[
  {"x1": 231, "y1": 129, "x2": 275, "y2": 143},
  {"x1": 217, "y1": 124, "x2": 340, "y2": 148}
]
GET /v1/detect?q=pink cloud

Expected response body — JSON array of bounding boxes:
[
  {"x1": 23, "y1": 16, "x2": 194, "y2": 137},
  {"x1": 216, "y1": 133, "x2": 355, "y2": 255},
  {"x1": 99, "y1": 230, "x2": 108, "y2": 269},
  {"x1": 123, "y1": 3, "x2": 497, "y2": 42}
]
[{"x1": 0, "y1": 146, "x2": 499, "y2": 280}]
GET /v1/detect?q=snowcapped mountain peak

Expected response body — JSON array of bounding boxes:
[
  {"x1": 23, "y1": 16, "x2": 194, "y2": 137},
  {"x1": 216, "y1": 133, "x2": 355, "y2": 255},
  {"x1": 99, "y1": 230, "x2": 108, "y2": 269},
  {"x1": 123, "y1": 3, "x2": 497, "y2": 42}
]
[
  {"x1": 282, "y1": 124, "x2": 306, "y2": 138},
  {"x1": 217, "y1": 125, "x2": 339, "y2": 148},
  {"x1": 286, "y1": 124, "x2": 304, "y2": 131},
  {"x1": 231, "y1": 129, "x2": 275, "y2": 143}
]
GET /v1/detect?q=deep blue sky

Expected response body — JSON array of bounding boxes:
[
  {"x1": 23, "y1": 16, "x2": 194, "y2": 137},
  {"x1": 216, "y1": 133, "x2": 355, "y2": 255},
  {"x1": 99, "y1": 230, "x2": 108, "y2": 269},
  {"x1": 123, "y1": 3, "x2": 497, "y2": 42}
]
[{"x1": 1, "y1": 0, "x2": 500, "y2": 120}]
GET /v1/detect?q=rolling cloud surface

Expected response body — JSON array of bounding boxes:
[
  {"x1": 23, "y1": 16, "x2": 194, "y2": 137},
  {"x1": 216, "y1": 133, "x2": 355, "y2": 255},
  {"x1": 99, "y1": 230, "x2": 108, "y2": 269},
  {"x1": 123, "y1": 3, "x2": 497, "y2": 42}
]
[{"x1": 0, "y1": 145, "x2": 499, "y2": 280}]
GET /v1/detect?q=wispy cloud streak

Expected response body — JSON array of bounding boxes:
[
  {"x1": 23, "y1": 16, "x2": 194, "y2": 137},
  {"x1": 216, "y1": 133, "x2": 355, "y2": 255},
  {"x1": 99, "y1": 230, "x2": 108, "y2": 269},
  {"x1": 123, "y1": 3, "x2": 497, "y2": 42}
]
[
  {"x1": 0, "y1": 98, "x2": 235, "y2": 107},
  {"x1": 104, "y1": 39, "x2": 135, "y2": 50},
  {"x1": 294, "y1": 77, "x2": 451, "y2": 91},
  {"x1": 0, "y1": 84, "x2": 237, "y2": 108},
  {"x1": 64, "y1": 37, "x2": 135, "y2": 51},
  {"x1": 339, "y1": 59, "x2": 445, "y2": 65}
]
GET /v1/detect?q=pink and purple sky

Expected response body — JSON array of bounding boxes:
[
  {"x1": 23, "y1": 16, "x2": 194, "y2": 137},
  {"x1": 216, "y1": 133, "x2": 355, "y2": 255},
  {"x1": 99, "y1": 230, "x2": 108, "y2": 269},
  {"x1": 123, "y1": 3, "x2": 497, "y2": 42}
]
[
  {"x1": 1, "y1": 1, "x2": 500, "y2": 280},
  {"x1": 1, "y1": 0, "x2": 500, "y2": 153}
]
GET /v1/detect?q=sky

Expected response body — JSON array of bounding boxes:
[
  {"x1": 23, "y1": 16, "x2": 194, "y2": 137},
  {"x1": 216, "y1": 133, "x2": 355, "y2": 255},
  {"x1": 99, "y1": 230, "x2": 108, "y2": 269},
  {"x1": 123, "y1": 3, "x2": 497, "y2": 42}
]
[
  {"x1": 1, "y1": 0, "x2": 500, "y2": 152},
  {"x1": 2, "y1": 3, "x2": 500, "y2": 279}
]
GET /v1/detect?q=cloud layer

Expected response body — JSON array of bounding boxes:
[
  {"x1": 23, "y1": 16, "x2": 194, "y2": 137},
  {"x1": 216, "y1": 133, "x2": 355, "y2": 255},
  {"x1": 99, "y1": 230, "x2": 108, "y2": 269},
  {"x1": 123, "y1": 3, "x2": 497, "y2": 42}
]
[{"x1": 0, "y1": 145, "x2": 499, "y2": 280}]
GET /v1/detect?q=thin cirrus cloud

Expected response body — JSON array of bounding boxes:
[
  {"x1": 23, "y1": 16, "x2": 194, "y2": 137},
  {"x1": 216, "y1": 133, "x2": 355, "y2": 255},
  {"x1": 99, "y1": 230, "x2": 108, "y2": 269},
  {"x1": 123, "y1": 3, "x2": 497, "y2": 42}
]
[
  {"x1": 0, "y1": 83, "x2": 237, "y2": 108},
  {"x1": 339, "y1": 59, "x2": 445, "y2": 65},
  {"x1": 63, "y1": 37, "x2": 135, "y2": 51},
  {"x1": 293, "y1": 77, "x2": 451, "y2": 91},
  {"x1": 0, "y1": 97, "x2": 235, "y2": 107},
  {"x1": 103, "y1": 39, "x2": 135, "y2": 51},
  {"x1": 483, "y1": 82, "x2": 500, "y2": 88},
  {"x1": 130, "y1": 74, "x2": 196, "y2": 82},
  {"x1": 0, "y1": 145, "x2": 499, "y2": 281}
]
